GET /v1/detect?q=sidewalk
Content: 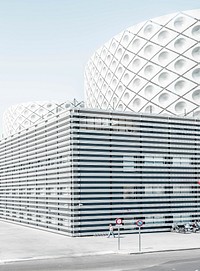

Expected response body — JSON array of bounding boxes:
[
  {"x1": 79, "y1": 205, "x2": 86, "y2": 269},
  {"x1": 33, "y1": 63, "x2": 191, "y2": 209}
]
[{"x1": 0, "y1": 221, "x2": 200, "y2": 263}]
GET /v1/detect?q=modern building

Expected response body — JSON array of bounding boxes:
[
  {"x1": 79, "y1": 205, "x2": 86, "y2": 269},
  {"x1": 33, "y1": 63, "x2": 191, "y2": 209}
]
[
  {"x1": 0, "y1": 9, "x2": 200, "y2": 237},
  {"x1": 85, "y1": 9, "x2": 200, "y2": 117},
  {"x1": 0, "y1": 105, "x2": 200, "y2": 236}
]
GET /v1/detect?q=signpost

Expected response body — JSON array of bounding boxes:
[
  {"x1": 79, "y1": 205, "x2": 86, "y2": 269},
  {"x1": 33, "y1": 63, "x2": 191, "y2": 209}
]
[
  {"x1": 136, "y1": 220, "x2": 144, "y2": 252},
  {"x1": 116, "y1": 218, "x2": 123, "y2": 250}
]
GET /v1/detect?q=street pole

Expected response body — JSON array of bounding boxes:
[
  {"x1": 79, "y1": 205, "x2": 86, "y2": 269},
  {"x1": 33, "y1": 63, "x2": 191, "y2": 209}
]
[
  {"x1": 139, "y1": 226, "x2": 141, "y2": 252},
  {"x1": 118, "y1": 225, "x2": 120, "y2": 250},
  {"x1": 136, "y1": 220, "x2": 143, "y2": 252},
  {"x1": 115, "y1": 218, "x2": 123, "y2": 251}
]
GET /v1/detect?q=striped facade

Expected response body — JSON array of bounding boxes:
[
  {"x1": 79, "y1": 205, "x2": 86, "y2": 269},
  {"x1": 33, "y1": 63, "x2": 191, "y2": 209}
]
[
  {"x1": 72, "y1": 109, "x2": 200, "y2": 235},
  {"x1": 0, "y1": 109, "x2": 73, "y2": 235},
  {"x1": 0, "y1": 107, "x2": 200, "y2": 236}
]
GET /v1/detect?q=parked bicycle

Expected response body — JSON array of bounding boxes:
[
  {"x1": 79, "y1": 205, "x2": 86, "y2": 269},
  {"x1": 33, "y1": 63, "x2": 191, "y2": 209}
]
[
  {"x1": 191, "y1": 221, "x2": 200, "y2": 233},
  {"x1": 171, "y1": 223, "x2": 193, "y2": 233}
]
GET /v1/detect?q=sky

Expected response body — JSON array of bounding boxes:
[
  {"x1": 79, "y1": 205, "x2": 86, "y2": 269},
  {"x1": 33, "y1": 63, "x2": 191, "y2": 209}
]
[{"x1": 0, "y1": 0, "x2": 200, "y2": 131}]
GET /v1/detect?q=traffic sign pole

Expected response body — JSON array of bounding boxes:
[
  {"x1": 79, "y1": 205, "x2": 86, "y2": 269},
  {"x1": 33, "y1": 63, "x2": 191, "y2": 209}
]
[
  {"x1": 139, "y1": 226, "x2": 141, "y2": 252},
  {"x1": 116, "y1": 218, "x2": 123, "y2": 251},
  {"x1": 118, "y1": 225, "x2": 120, "y2": 250},
  {"x1": 136, "y1": 220, "x2": 143, "y2": 253}
]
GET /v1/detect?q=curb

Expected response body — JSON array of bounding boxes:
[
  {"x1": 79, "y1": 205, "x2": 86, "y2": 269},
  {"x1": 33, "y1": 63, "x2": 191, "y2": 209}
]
[
  {"x1": 1, "y1": 247, "x2": 200, "y2": 265},
  {"x1": 0, "y1": 251, "x2": 116, "y2": 265},
  {"x1": 127, "y1": 247, "x2": 200, "y2": 255}
]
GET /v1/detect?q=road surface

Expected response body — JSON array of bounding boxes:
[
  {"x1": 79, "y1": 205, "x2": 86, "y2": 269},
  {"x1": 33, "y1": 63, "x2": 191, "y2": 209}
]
[{"x1": 0, "y1": 249, "x2": 200, "y2": 271}]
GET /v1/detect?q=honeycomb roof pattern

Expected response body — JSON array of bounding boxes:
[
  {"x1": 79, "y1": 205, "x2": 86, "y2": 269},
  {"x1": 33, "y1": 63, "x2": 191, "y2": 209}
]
[
  {"x1": 3, "y1": 100, "x2": 84, "y2": 136},
  {"x1": 85, "y1": 9, "x2": 200, "y2": 117}
]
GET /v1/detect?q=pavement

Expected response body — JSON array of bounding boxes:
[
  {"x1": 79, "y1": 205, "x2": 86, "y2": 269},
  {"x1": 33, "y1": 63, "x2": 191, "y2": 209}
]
[{"x1": 0, "y1": 220, "x2": 200, "y2": 264}]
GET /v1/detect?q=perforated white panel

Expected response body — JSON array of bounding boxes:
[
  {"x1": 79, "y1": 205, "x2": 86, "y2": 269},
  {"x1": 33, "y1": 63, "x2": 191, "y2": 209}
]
[
  {"x1": 3, "y1": 100, "x2": 84, "y2": 136},
  {"x1": 85, "y1": 9, "x2": 200, "y2": 117}
]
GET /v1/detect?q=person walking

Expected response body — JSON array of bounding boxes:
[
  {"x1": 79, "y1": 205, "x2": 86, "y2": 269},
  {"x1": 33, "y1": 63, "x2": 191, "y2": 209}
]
[{"x1": 107, "y1": 223, "x2": 115, "y2": 238}]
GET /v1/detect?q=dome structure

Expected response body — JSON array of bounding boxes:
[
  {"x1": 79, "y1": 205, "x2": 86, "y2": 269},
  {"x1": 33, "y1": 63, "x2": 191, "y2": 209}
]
[
  {"x1": 85, "y1": 9, "x2": 200, "y2": 117},
  {"x1": 3, "y1": 100, "x2": 84, "y2": 136}
]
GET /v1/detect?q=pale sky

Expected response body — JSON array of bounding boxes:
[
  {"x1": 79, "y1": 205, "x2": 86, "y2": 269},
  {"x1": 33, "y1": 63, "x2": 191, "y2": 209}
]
[{"x1": 0, "y1": 0, "x2": 200, "y2": 132}]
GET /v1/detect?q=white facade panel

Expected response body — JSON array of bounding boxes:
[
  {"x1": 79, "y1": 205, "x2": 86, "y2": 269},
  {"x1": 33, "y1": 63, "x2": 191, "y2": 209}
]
[{"x1": 85, "y1": 9, "x2": 200, "y2": 118}]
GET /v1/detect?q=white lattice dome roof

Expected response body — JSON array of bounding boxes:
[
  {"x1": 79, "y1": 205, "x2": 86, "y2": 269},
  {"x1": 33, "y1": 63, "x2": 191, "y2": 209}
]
[
  {"x1": 85, "y1": 9, "x2": 200, "y2": 117},
  {"x1": 3, "y1": 100, "x2": 84, "y2": 136}
]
